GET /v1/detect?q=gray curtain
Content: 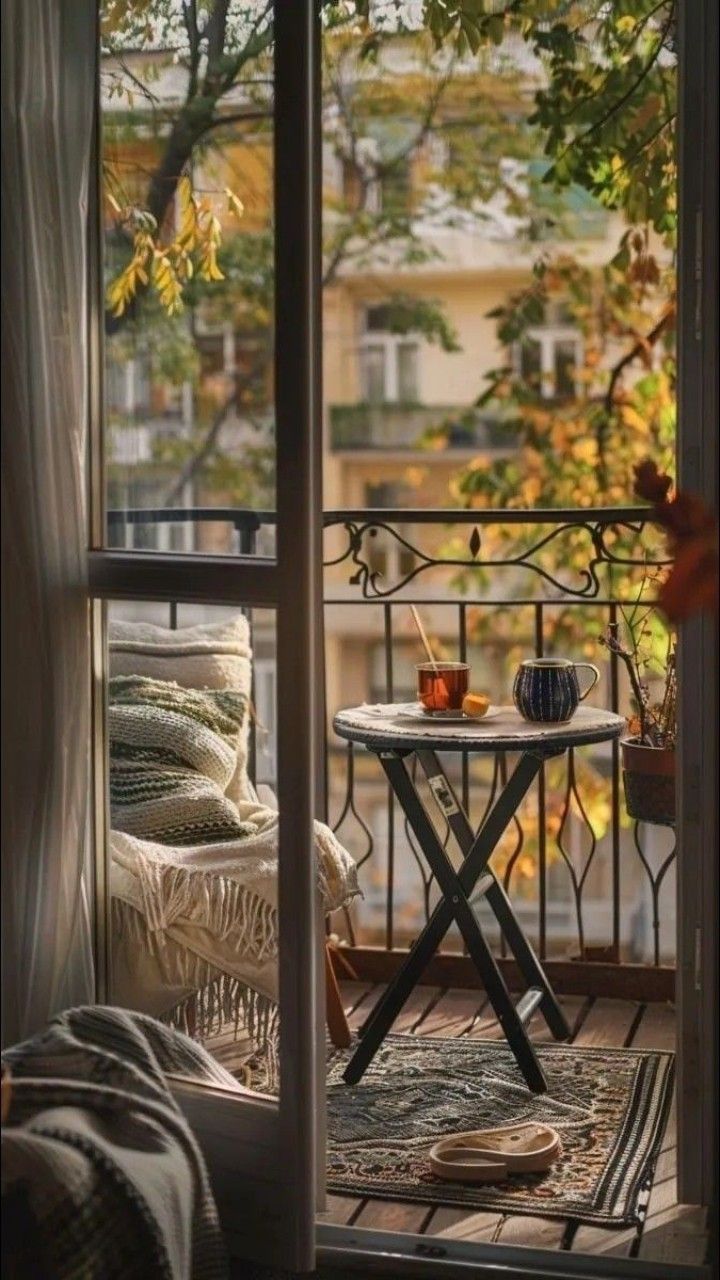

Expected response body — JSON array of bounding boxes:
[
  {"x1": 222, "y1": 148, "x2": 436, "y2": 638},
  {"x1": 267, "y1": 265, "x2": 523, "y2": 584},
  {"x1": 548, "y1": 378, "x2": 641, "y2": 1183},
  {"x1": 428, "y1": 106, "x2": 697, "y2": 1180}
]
[{"x1": 1, "y1": 0, "x2": 96, "y2": 1046}]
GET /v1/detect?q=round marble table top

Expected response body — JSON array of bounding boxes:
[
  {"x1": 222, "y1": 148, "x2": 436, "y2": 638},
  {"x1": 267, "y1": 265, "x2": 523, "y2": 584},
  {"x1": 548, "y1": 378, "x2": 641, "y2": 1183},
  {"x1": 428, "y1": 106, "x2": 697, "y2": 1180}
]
[{"x1": 333, "y1": 703, "x2": 626, "y2": 755}]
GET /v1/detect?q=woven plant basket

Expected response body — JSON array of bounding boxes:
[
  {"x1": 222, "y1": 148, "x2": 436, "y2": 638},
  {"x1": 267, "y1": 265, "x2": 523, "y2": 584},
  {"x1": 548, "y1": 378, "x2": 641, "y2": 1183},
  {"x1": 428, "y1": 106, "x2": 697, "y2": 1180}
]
[{"x1": 621, "y1": 738, "x2": 675, "y2": 826}]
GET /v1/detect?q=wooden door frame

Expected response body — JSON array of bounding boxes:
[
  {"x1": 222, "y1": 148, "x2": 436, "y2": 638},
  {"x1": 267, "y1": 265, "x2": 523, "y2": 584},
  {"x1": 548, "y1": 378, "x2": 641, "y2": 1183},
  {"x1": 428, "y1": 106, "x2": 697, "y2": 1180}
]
[
  {"x1": 88, "y1": 2, "x2": 323, "y2": 1271},
  {"x1": 675, "y1": 0, "x2": 719, "y2": 1216}
]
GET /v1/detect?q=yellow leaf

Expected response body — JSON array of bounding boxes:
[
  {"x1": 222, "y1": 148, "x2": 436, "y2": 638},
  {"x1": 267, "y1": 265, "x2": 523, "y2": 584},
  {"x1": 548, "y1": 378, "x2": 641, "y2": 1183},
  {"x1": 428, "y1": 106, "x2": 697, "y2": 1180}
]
[
  {"x1": 225, "y1": 188, "x2": 245, "y2": 220},
  {"x1": 621, "y1": 406, "x2": 648, "y2": 433},
  {"x1": 571, "y1": 438, "x2": 598, "y2": 466}
]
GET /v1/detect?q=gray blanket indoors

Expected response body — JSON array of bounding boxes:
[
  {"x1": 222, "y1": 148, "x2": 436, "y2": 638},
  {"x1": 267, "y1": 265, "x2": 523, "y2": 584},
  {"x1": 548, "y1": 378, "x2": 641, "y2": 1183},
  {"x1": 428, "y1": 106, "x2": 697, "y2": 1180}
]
[{"x1": 1, "y1": 1006, "x2": 239, "y2": 1279}]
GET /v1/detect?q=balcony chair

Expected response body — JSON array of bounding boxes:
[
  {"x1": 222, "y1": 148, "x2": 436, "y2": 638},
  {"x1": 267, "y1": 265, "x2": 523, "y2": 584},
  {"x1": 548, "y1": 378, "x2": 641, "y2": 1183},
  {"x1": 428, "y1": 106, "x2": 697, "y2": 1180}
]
[{"x1": 107, "y1": 614, "x2": 358, "y2": 1080}]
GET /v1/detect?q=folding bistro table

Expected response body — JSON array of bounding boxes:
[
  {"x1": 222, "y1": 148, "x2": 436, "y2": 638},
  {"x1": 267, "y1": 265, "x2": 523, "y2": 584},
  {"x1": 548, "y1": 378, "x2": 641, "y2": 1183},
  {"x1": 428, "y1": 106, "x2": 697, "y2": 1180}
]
[{"x1": 333, "y1": 703, "x2": 625, "y2": 1094}]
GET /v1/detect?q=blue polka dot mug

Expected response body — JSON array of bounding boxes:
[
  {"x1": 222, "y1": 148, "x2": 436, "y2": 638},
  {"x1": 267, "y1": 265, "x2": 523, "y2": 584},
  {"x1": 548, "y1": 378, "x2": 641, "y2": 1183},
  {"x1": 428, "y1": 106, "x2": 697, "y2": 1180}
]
[{"x1": 513, "y1": 658, "x2": 600, "y2": 724}]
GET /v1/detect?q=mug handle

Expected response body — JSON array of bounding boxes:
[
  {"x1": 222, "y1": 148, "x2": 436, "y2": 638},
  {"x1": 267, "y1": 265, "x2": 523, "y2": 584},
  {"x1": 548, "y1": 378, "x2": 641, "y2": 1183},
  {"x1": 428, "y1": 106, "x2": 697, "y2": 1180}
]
[{"x1": 575, "y1": 662, "x2": 600, "y2": 701}]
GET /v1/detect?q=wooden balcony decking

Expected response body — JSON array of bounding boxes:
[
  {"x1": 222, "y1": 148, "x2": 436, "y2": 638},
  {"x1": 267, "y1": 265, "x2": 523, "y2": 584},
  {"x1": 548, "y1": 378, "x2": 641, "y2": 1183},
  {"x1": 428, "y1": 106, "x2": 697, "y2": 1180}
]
[{"x1": 320, "y1": 982, "x2": 708, "y2": 1267}]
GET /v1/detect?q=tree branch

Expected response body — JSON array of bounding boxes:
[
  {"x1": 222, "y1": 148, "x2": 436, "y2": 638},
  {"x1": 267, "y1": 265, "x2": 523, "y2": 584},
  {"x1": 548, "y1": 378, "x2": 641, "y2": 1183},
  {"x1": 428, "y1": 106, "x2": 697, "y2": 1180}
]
[
  {"x1": 182, "y1": 0, "x2": 200, "y2": 99},
  {"x1": 105, "y1": 13, "x2": 274, "y2": 336},
  {"x1": 162, "y1": 358, "x2": 267, "y2": 506},
  {"x1": 603, "y1": 300, "x2": 675, "y2": 415},
  {"x1": 553, "y1": 2, "x2": 676, "y2": 164}
]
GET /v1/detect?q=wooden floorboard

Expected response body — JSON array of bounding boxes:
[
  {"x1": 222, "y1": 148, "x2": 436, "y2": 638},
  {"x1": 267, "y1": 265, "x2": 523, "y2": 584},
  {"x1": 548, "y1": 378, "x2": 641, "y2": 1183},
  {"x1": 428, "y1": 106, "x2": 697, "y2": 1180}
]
[
  {"x1": 630, "y1": 1004, "x2": 707, "y2": 1266},
  {"x1": 572, "y1": 996, "x2": 640, "y2": 1049},
  {"x1": 425, "y1": 1206, "x2": 499, "y2": 1243},
  {"x1": 318, "y1": 1194, "x2": 361, "y2": 1227},
  {"x1": 341, "y1": 982, "x2": 376, "y2": 1031},
  {"x1": 352, "y1": 1200, "x2": 432, "y2": 1234},
  {"x1": 393, "y1": 985, "x2": 443, "y2": 1033},
  {"x1": 330, "y1": 984, "x2": 709, "y2": 1265},
  {"x1": 528, "y1": 994, "x2": 588, "y2": 1043},
  {"x1": 414, "y1": 985, "x2": 485, "y2": 1037},
  {"x1": 493, "y1": 1213, "x2": 568, "y2": 1250}
]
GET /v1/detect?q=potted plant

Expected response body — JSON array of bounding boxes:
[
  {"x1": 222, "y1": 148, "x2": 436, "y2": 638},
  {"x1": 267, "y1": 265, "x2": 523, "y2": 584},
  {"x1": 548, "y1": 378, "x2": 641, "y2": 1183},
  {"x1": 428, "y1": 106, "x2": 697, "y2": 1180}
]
[
  {"x1": 600, "y1": 585, "x2": 677, "y2": 826},
  {"x1": 600, "y1": 459, "x2": 718, "y2": 827}
]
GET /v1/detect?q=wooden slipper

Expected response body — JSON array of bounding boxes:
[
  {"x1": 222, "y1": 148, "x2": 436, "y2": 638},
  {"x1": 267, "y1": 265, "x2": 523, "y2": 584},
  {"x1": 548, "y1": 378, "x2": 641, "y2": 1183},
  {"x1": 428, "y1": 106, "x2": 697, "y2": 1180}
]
[{"x1": 429, "y1": 1122, "x2": 561, "y2": 1183}]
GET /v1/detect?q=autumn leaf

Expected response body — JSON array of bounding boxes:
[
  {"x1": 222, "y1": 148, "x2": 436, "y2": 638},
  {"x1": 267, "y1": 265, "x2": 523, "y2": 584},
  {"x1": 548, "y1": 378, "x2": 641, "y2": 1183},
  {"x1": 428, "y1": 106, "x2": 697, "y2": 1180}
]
[
  {"x1": 658, "y1": 536, "x2": 718, "y2": 621},
  {"x1": 225, "y1": 188, "x2": 245, "y2": 220},
  {"x1": 634, "y1": 459, "x2": 718, "y2": 621},
  {"x1": 634, "y1": 460, "x2": 673, "y2": 504}
]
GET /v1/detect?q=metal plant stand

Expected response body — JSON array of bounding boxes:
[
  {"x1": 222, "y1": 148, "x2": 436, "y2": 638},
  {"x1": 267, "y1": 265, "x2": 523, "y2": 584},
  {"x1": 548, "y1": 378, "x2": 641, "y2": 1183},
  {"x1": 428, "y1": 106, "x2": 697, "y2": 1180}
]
[{"x1": 333, "y1": 703, "x2": 625, "y2": 1094}]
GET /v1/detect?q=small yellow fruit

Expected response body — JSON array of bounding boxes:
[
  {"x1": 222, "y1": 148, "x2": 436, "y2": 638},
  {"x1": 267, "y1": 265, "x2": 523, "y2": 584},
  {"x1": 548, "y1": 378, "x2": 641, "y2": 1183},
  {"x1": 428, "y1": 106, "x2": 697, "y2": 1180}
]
[{"x1": 462, "y1": 692, "x2": 491, "y2": 718}]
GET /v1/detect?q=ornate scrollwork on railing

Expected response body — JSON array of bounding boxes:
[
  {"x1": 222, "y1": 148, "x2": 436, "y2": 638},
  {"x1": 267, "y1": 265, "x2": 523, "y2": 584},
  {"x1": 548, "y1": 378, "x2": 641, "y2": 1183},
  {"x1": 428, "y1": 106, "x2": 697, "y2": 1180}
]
[{"x1": 324, "y1": 515, "x2": 670, "y2": 600}]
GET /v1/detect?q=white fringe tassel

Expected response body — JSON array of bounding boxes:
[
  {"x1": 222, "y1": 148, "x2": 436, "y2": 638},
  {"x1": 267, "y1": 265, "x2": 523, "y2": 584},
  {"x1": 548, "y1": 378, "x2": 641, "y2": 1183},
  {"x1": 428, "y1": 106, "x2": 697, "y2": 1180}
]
[{"x1": 111, "y1": 899, "x2": 280, "y2": 1090}]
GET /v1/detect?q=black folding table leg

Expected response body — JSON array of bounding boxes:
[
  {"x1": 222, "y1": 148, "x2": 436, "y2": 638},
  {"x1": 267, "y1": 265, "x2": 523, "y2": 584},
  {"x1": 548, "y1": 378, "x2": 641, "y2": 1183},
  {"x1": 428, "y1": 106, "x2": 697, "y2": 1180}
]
[
  {"x1": 416, "y1": 749, "x2": 570, "y2": 1042},
  {"x1": 351, "y1": 751, "x2": 542, "y2": 1057},
  {"x1": 484, "y1": 879, "x2": 570, "y2": 1040},
  {"x1": 381, "y1": 752, "x2": 547, "y2": 1094},
  {"x1": 344, "y1": 750, "x2": 548, "y2": 1092}
]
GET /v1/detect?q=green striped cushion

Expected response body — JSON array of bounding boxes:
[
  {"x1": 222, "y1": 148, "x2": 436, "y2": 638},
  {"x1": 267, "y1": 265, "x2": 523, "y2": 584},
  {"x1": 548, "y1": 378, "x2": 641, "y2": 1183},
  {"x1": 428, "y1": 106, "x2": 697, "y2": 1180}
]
[
  {"x1": 109, "y1": 676, "x2": 255, "y2": 846},
  {"x1": 108, "y1": 615, "x2": 253, "y2": 805}
]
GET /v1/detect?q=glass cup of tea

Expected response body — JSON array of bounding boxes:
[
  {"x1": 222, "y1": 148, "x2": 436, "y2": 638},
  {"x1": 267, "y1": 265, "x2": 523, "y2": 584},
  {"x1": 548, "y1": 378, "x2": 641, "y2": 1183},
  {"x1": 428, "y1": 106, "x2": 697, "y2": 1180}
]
[{"x1": 416, "y1": 662, "x2": 470, "y2": 712}]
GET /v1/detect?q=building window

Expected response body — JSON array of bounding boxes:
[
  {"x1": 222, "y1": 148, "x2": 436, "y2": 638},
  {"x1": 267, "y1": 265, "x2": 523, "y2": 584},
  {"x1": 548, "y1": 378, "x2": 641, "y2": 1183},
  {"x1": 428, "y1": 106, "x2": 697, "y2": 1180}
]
[
  {"x1": 378, "y1": 153, "x2": 412, "y2": 214},
  {"x1": 364, "y1": 483, "x2": 416, "y2": 584},
  {"x1": 515, "y1": 307, "x2": 583, "y2": 400},
  {"x1": 106, "y1": 351, "x2": 153, "y2": 419},
  {"x1": 370, "y1": 642, "x2": 418, "y2": 706},
  {"x1": 359, "y1": 306, "x2": 420, "y2": 404}
]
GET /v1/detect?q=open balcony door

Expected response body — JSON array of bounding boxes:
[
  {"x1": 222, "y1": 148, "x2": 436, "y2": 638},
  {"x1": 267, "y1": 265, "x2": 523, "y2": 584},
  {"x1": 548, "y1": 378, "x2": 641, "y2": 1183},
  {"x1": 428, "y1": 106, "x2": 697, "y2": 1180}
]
[
  {"x1": 174, "y1": 6, "x2": 325, "y2": 1268},
  {"x1": 89, "y1": 3, "x2": 325, "y2": 1270},
  {"x1": 676, "y1": 0, "x2": 718, "y2": 1212}
]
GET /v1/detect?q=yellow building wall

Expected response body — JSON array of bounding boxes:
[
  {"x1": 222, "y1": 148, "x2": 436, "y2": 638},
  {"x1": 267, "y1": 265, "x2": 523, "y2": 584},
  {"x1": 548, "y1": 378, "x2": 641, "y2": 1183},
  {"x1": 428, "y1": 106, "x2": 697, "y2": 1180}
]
[{"x1": 322, "y1": 271, "x2": 529, "y2": 512}]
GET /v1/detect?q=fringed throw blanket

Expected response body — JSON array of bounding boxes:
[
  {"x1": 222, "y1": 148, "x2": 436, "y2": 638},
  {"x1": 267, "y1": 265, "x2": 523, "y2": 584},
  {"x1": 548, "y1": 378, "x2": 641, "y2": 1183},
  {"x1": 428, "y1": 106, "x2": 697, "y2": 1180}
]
[
  {"x1": 110, "y1": 798, "x2": 360, "y2": 1086},
  {"x1": 1, "y1": 1006, "x2": 240, "y2": 1280}
]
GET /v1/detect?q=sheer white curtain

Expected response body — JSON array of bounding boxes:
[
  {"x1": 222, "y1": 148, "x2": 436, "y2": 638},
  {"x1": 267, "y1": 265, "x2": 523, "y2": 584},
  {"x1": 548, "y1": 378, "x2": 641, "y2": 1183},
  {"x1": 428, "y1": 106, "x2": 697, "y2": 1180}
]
[{"x1": 1, "y1": 0, "x2": 96, "y2": 1046}]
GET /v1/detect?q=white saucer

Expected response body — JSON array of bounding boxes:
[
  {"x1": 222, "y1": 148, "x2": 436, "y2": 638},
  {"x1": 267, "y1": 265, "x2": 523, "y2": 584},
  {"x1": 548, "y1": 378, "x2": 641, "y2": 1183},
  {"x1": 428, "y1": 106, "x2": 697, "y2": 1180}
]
[{"x1": 393, "y1": 703, "x2": 501, "y2": 724}]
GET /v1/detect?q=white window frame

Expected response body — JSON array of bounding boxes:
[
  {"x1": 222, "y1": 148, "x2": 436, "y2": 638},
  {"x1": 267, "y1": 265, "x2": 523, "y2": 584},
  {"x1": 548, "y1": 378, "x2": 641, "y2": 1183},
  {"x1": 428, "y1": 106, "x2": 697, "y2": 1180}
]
[
  {"x1": 515, "y1": 323, "x2": 583, "y2": 400},
  {"x1": 106, "y1": 353, "x2": 152, "y2": 418},
  {"x1": 359, "y1": 309, "x2": 420, "y2": 403}
]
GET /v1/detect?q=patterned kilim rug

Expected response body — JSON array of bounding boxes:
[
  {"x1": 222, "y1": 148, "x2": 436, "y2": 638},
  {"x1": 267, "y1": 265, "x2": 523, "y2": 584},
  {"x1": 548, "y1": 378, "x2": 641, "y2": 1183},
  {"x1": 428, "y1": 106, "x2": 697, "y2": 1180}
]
[{"x1": 326, "y1": 1034, "x2": 675, "y2": 1227}]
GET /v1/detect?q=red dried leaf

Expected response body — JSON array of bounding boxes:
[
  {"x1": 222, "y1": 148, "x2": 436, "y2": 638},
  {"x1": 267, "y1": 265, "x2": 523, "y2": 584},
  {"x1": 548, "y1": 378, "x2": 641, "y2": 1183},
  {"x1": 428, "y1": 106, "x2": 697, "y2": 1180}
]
[
  {"x1": 633, "y1": 457, "x2": 718, "y2": 621},
  {"x1": 663, "y1": 491, "x2": 717, "y2": 541},
  {"x1": 658, "y1": 536, "x2": 719, "y2": 622},
  {"x1": 634, "y1": 460, "x2": 672, "y2": 504}
]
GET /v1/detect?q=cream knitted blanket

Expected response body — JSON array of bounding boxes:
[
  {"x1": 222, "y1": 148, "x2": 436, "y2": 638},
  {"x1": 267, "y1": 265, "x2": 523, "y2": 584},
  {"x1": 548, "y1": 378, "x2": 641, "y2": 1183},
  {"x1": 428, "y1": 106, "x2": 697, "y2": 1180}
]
[{"x1": 110, "y1": 796, "x2": 359, "y2": 1083}]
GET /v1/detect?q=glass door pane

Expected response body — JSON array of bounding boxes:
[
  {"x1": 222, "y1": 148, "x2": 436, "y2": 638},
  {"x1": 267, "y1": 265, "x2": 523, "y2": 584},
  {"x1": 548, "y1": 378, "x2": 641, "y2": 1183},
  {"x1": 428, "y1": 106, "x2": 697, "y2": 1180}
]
[
  {"x1": 100, "y1": 3, "x2": 276, "y2": 557},
  {"x1": 319, "y1": 2, "x2": 681, "y2": 1266},
  {"x1": 90, "y1": 3, "x2": 326, "y2": 1270},
  {"x1": 104, "y1": 600, "x2": 287, "y2": 1093}
]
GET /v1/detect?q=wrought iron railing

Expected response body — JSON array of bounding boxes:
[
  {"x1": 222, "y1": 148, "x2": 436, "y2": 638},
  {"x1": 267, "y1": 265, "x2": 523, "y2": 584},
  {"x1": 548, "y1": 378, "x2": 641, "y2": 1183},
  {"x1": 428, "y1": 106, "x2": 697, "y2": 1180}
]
[{"x1": 107, "y1": 505, "x2": 676, "y2": 1000}]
